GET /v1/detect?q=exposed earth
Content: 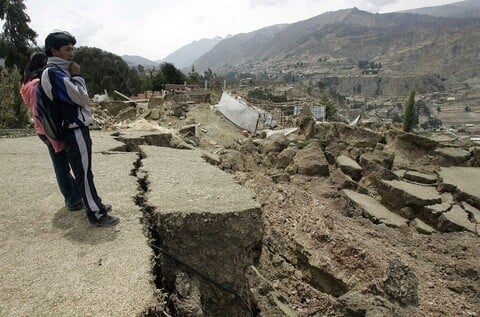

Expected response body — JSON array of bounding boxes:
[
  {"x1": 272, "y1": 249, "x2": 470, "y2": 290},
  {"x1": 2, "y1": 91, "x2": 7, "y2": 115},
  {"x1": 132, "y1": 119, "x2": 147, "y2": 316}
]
[
  {"x1": 1, "y1": 90, "x2": 479, "y2": 316},
  {"x1": 132, "y1": 93, "x2": 479, "y2": 316}
]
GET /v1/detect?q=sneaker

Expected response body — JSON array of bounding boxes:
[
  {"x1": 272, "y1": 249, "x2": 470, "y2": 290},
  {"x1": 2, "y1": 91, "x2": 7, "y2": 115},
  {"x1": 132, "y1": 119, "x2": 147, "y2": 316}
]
[
  {"x1": 103, "y1": 203, "x2": 112, "y2": 212},
  {"x1": 89, "y1": 213, "x2": 120, "y2": 227}
]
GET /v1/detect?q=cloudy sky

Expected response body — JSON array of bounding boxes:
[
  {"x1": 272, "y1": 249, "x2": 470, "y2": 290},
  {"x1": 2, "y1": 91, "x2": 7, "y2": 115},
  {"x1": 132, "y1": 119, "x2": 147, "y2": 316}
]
[{"x1": 23, "y1": 0, "x2": 459, "y2": 61}]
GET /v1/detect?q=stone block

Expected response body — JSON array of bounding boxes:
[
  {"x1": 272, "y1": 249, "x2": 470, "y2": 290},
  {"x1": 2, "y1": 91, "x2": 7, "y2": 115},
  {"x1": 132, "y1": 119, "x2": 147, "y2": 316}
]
[
  {"x1": 337, "y1": 155, "x2": 363, "y2": 181},
  {"x1": 343, "y1": 189, "x2": 408, "y2": 228}
]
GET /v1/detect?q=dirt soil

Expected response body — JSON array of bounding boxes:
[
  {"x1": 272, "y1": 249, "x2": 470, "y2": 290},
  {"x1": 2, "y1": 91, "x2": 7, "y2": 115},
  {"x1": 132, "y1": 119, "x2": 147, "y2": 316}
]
[{"x1": 178, "y1": 101, "x2": 479, "y2": 317}]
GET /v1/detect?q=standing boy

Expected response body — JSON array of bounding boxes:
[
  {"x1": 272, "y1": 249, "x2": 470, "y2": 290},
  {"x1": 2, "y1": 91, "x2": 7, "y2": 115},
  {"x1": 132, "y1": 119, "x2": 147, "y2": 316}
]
[{"x1": 42, "y1": 31, "x2": 119, "y2": 227}]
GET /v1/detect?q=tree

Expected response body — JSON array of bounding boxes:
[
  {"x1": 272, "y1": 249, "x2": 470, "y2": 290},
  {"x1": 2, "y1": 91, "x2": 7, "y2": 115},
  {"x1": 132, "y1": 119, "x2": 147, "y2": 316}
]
[
  {"x1": 0, "y1": 0, "x2": 35, "y2": 128},
  {"x1": 0, "y1": 70, "x2": 28, "y2": 128},
  {"x1": 188, "y1": 65, "x2": 200, "y2": 84},
  {"x1": 0, "y1": 0, "x2": 37, "y2": 70},
  {"x1": 203, "y1": 68, "x2": 214, "y2": 81},
  {"x1": 160, "y1": 62, "x2": 186, "y2": 85},
  {"x1": 73, "y1": 47, "x2": 142, "y2": 96},
  {"x1": 403, "y1": 91, "x2": 416, "y2": 132},
  {"x1": 321, "y1": 93, "x2": 337, "y2": 121},
  {"x1": 151, "y1": 70, "x2": 166, "y2": 91}
]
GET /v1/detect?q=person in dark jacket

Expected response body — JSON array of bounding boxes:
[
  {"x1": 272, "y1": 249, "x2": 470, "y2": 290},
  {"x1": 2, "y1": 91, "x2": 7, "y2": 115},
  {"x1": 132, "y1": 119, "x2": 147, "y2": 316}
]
[
  {"x1": 21, "y1": 51, "x2": 83, "y2": 211},
  {"x1": 42, "y1": 31, "x2": 119, "y2": 227}
]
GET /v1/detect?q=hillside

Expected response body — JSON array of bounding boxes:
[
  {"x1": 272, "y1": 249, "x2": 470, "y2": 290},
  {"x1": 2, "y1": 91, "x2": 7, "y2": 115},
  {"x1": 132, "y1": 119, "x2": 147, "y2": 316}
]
[
  {"x1": 122, "y1": 55, "x2": 158, "y2": 68},
  {"x1": 161, "y1": 36, "x2": 223, "y2": 70},
  {"x1": 193, "y1": 7, "x2": 480, "y2": 97},
  {"x1": 193, "y1": 24, "x2": 288, "y2": 74},
  {"x1": 402, "y1": 0, "x2": 480, "y2": 18}
]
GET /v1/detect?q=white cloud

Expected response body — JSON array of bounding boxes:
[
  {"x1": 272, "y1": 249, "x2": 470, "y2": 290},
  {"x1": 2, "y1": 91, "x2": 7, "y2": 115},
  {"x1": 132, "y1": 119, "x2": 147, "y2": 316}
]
[{"x1": 23, "y1": 0, "x2": 460, "y2": 60}]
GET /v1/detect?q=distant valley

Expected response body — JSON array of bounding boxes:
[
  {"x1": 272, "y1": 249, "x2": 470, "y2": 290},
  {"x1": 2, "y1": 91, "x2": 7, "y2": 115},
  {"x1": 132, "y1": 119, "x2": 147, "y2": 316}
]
[{"x1": 122, "y1": 0, "x2": 480, "y2": 99}]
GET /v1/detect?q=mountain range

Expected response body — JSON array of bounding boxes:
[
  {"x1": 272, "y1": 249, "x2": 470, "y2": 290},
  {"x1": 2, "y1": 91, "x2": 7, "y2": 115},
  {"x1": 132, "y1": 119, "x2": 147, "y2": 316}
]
[
  {"x1": 402, "y1": 0, "x2": 480, "y2": 18},
  {"x1": 121, "y1": 0, "x2": 480, "y2": 96},
  {"x1": 122, "y1": 36, "x2": 224, "y2": 70}
]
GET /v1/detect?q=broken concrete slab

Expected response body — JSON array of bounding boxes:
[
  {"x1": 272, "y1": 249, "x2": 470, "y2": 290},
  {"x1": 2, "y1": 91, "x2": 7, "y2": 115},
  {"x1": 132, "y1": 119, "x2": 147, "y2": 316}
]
[
  {"x1": 343, "y1": 189, "x2": 408, "y2": 228},
  {"x1": 438, "y1": 205, "x2": 477, "y2": 233},
  {"x1": 472, "y1": 147, "x2": 480, "y2": 167},
  {"x1": 404, "y1": 171, "x2": 437, "y2": 185},
  {"x1": 317, "y1": 122, "x2": 385, "y2": 149},
  {"x1": 359, "y1": 156, "x2": 398, "y2": 183},
  {"x1": 422, "y1": 202, "x2": 452, "y2": 224},
  {"x1": 140, "y1": 146, "x2": 262, "y2": 315},
  {"x1": 385, "y1": 131, "x2": 438, "y2": 155},
  {"x1": 360, "y1": 150, "x2": 395, "y2": 169},
  {"x1": 115, "y1": 131, "x2": 174, "y2": 151},
  {"x1": 337, "y1": 155, "x2": 363, "y2": 181},
  {"x1": 376, "y1": 180, "x2": 441, "y2": 210},
  {"x1": 411, "y1": 218, "x2": 436, "y2": 234},
  {"x1": 394, "y1": 169, "x2": 407, "y2": 178},
  {"x1": 179, "y1": 124, "x2": 197, "y2": 136},
  {"x1": 438, "y1": 167, "x2": 480, "y2": 209},
  {"x1": 461, "y1": 201, "x2": 480, "y2": 224},
  {"x1": 0, "y1": 132, "x2": 157, "y2": 316},
  {"x1": 434, "y1": 147, "x2": 472, "y2": 166},
  {"x1": 384, "y1": 131, "x2": 441, "y2": 172}
]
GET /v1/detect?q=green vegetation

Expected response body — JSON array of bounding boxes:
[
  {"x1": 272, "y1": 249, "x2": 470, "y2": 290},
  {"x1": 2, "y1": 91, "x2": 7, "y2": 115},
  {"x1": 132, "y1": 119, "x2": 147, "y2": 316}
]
[
  {"x1": 0, "y1": 1, "x2": 195, "y2": 127},
  {"x1": 0, "y1": 0, "x2": 37, "y2": 70},
  {"x1": 0, "y1": 70, "x2": 29, "y2": 128},
  {"x1": 358, "y1": 60, "x2": 382, "y2": 74},
  {"x1": 321, "y1": 93, "x2": 337, "y2": 121},
  {"x1": 403, "y1": 91, "x2": 416, "y2": 132},
  {"x1": 74, "y1": 47, "x2": 142, "y2": 96},
  {"x1": 0, "y1": 0, "x2": 36, "y2": 128},
  {"x1": 188, "y1": 65, "x2": 201, "y2": 84},
  {"x1": 420, "y1": 118, "x2": 442, "y2": 130},
  {"x1": 247, "y1": 87, "x2": 287, "y2": 103}
]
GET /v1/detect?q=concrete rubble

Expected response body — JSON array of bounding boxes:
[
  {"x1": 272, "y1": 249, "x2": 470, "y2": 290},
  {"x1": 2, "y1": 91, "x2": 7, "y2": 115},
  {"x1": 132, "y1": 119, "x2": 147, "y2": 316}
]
[
  {"x1": 2, "y1": 87, "x2": 479, "y2": 316},
  {"x1": 138, "y1": 145, "x2": 262, "y2": 316}
]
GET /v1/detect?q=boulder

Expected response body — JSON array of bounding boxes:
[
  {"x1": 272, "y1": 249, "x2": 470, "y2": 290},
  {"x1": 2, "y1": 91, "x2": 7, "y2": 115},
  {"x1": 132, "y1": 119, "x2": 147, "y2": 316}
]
[
  {"x1": 277, "y1": 148, "x2": 298, "y2": 169},
  {"x1": 287, "y1": 142, "x2": 329, "y2": 176},
  {"x1": 261, "y1": 133, "x2": 288, "y2": 154}
]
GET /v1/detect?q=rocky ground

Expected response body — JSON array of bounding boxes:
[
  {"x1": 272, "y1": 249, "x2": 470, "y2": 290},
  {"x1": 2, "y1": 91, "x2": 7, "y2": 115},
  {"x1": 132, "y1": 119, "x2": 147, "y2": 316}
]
[
  {"x1": 3, "y1": 88, "x2": 478, "y2": 316},
  {"x1": 48, "y1": 92, "x2": 478, "y2": 316},
  {"x1": 164, "y1": 99, "x2": 480, "y2": 316}
]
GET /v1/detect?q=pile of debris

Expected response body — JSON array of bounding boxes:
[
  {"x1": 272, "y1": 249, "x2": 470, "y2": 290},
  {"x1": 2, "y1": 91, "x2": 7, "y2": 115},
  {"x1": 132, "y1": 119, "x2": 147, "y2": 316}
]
[
  {"x1": 89, "y1": 88, "x2": 214, "y2": 133},
  {"x1": 216, "y1": 120, "x2": 479, "y2": 316}
]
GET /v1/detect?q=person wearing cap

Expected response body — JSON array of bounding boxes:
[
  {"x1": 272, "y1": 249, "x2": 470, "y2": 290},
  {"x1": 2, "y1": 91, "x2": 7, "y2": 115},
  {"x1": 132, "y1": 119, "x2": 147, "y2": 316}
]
[
  {"x1": 20, "y1": 51, "x2": 84, "y2": 212},
  {"x1": 42, "y1": 31, "x2": 119, "y2": 227}
]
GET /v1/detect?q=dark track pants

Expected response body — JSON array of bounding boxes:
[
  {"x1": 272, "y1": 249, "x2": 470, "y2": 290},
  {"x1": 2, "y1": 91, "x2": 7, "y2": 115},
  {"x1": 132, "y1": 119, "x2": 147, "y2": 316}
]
[
  {"x1": 38, "y1": 134, "x2": 83, "y2": 209},
  {"x1": 62, "y1": 126, "x2": 107, "y2": 220}
]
